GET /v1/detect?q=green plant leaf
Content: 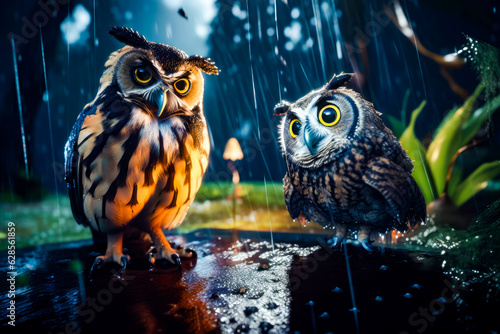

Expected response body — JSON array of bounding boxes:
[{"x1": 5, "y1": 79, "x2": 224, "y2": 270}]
[
  {"x1": 426, "y1": 84, "x2": 484, "y2": 195},
  {"x1": 399, "y1": 100, "x2": 437, "y2": 204},
  {"x1": 461, "y1": 94, "x2": 500, "y2": 145},
  {"x1": 446, "y1": 166, "x2": 462, "y2": 196},
  {"x1": 401, "y1": 88, "x2": 411, "y2": 127},
  {"x1": 387, "y1": 115, "x2": 405, "y2": 139},
  {"x1": 433, "y1": 106, "x2": 458, "y2": 139},
  {"x1": 450, "y1": 161, "x2": 500, "y2": 206}
]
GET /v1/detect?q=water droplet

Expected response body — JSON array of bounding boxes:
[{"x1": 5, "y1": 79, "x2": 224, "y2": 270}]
[
  {"x1": 332, "y1": 287, "x2": 343, "y2": 293},
  {"x1": 319, "y1": 312, "x2": 329, "y2": 318}
]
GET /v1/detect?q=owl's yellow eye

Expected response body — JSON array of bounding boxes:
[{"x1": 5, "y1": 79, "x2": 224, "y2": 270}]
[
  {"x1": 289, "y1": 119, "x2": 301, "y2": 138},
  {"x1": 134, "y1": 67, "x2": 152, "y2": 84},
  {"x1": 318, "y1": 104, "x2": 341, "y2": 126},
  {"x1": 174, "y1": 78, "x2": 191, "y2": 95}
]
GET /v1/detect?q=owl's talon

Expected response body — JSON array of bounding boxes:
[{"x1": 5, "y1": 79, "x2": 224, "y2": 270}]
[
  {"x1": 146, "y1": 246, "x2": 157, "y2": 255},
  {"x1": 329, "y1": 236, "x2": 343, "y2": 250},
  {"x1": 120, "y1": 256, "x2": 129, "y2": 270},
  {"x1": 359, "y1": 239, "x2": 377, "y2": 252},
  {"x1": 171, "y1": 254, "x2": 181, "y2": 270},
  {"x1": 185, "y1": 247, "x2": 197, "y2": 257},
  {"x1": 90, "y1": 257, "x2": 104, "y2": 274}
]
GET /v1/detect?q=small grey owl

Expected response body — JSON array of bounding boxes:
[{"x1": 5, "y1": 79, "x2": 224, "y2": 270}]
[
  {"x1": 274, "y1": 73, "x2": 426, "y2": 250},
  {"x1": 65, "y1": 27, "x2": 218, "y2": 269}
]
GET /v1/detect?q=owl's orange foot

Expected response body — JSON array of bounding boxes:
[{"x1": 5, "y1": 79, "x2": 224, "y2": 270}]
[
  {"x1": 173, "y1": 244, "x2": 197, "y2": 258},
  {"x1": 147, "y1": 228, "x2": 196, "y2": 269},
  {"x1": 91, "y1": 253, "x2": 130, "y2": 272},
  {"x1": 90, "y1": 232, "x2": 129, "y2": 275},
  {"x1": 146, "y1": 245, "x2": 196, "y2": 269}
]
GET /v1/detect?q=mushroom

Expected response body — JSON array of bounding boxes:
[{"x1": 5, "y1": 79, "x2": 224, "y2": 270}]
[
  {"x1": 223, "y1": 138, "x2": 244, "y2": 230},
  {"x1": 223, "y1": 138, "x2": 243, "y2": 184}
]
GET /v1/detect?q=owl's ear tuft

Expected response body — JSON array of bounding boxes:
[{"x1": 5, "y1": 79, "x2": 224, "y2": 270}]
[
  {"x1": 326, "y1": 72, "x2": 354, "y2": 90},
  {"x1": 188, "y1": 55, "x2": 219, "y2": 75},
  {"x1": 108, "y1": 26, "x2": 150, "y2": 49},
  {"x1": 273, "y1": 101, "x2": 292, "y2": 116}
]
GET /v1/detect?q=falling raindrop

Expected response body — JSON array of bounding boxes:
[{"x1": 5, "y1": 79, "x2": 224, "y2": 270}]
[
  {"x1": 344, "y1": 241, "x2": 360, "y2": 334},
  {"x1": 10, "y1": 36, "x2": 29, "y2": 180},
  {"x1": 40, "y1": 26, "x2": 63, "y2": 243},
  {"x1": 264, "y1": 176, "x2": 275, "y2": 252}
]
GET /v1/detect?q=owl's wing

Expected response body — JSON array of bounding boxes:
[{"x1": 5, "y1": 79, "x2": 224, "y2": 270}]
[
  {"x1": 362, "y1": 157, "x2": 426, "y2": 227},
  {"x1": 64, "y1": 103, "x2": 97, "y2": 227},
  {"x1": 283, "y1": 173, "x2": 307, "y2": 219}
]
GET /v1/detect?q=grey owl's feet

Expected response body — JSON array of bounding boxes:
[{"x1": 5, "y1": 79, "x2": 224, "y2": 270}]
[
  {"x1": 358, "y1": 225, "x2": 378, "y2": 252},
  {"x1": 327, "y1": 223, "x2": 347, "y2": 250},
  {"x1": 327, "y1": 235, "x2": 343, "y2": 250}
]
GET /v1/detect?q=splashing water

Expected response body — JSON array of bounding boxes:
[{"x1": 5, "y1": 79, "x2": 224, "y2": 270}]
[{"x1": 11, "y1": 36, "x2": 29, "y2": 180}]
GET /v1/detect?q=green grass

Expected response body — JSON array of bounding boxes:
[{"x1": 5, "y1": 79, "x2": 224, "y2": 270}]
[
  {"x1": 0, "y1": 196, "x2": 92, "y2": 250},
  {"x1": 0, "y1": 182, "x2": 327, "y2": 250}
]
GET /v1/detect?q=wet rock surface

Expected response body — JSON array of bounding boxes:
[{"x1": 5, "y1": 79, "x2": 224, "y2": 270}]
[{"x1": 0, "y1": 229, "x2": 498, "y2": 333}]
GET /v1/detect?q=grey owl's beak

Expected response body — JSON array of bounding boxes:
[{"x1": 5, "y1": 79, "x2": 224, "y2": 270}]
[
  {"x1": 304, "y1": 126, "x2": 323, "y2": 155},
  {"x1": 152, "y1": 88, "x2": 168, "y2": 118}
]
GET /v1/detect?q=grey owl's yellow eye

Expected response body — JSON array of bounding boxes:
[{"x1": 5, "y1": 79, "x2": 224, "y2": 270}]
[
  {"x1": 174, "y1": 78, "x2": 191, "y2": 96},
  {"x1": 134, "y1": 67, "x2": 152, "y2": 84},
  {"x1": 289, "y1": 119, "x2": 301, "y2": 138},
  {"x1": 318, "y1": 105, "x2": 341, "y2": 126}
]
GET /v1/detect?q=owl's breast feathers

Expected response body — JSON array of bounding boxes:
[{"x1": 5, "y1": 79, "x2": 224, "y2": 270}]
[
  {"x1": 283, "y1": 136, "x2": 425, "y2": 230},
  {"x1": 65, "y1": 85, "x2": 209, "y2": 232}
]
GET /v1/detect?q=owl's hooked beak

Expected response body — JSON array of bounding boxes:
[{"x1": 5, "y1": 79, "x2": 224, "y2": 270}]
[
  {"x1": 151, "y1": 88, "x2": 168, "y2": 118},
  {"x1": 304, "y1": 126, "x2": 323, "y2": 155}
]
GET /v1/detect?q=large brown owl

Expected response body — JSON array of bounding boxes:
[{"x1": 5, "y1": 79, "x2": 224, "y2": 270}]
[
  {"x1": 275, "y1": 73, "x2": 426, "y2": 251},
  {"x1": 65, "y1": 27, "x2": 218, "y2": 269}
]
